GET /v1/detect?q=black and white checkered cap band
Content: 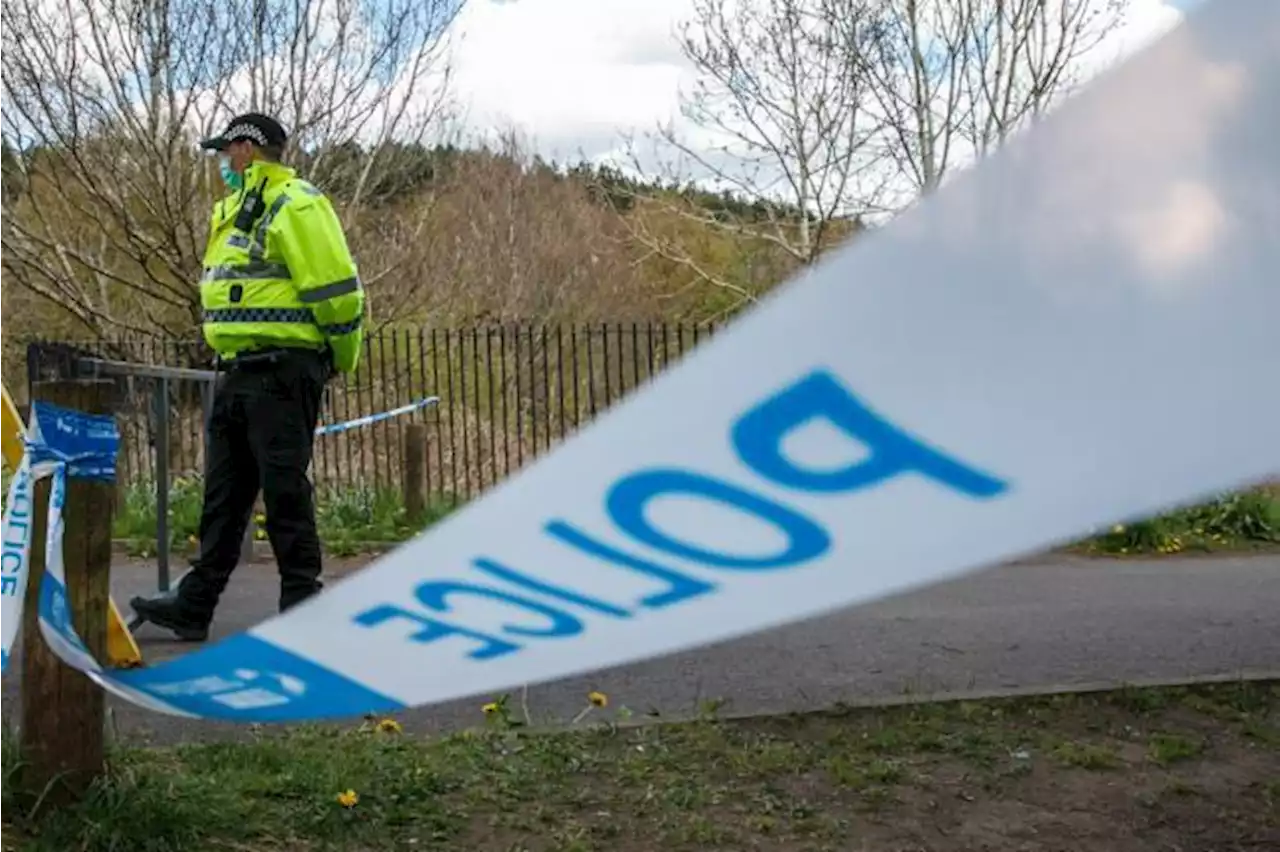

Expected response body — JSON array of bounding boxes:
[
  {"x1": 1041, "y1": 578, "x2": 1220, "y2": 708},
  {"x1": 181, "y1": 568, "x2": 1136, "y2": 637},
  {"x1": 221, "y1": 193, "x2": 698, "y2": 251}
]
[{"x1": 225, "y1": 123, "x2": 270, "y2": 146}]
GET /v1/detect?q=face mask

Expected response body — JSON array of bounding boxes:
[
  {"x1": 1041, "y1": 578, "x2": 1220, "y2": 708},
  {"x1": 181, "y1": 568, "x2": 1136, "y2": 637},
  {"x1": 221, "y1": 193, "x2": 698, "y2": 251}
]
[{"x1": 219, "y1": 154, "x2": 243, "y2": 191}]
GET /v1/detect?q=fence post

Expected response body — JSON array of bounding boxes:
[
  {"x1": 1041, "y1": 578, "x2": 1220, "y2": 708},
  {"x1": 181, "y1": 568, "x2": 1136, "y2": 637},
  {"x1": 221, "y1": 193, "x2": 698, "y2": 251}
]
[
  {"x1": 17, "y1": 379, "x2": 115, "y2": 813},
  {"x1": 403, "y1": 423, "x2": 426, "y2": 521},
  {"x1": 152, "y1": 377, "x2": 171, "y2": 591}
]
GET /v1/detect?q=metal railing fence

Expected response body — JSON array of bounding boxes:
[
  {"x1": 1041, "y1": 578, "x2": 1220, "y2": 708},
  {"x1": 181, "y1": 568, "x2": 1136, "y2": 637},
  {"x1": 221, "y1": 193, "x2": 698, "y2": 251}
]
[{"x1": 27, "y1": 323, "x2": 724, "y2": 504}]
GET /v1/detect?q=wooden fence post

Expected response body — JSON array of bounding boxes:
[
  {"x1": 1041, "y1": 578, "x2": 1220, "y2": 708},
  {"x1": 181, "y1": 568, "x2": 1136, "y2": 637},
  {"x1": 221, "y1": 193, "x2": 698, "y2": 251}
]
[
  {"x1": 17, "y1": 379, "x2": 115, "y2": 813},
  {"x1": 403, "y1": 423, "x2": 426, "y2": 520}
]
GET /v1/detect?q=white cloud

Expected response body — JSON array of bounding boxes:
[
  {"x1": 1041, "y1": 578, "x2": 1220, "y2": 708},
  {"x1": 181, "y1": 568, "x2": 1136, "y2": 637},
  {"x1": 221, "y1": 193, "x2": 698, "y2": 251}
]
[
  {"x1": 446, "y1": 0, "x2": 698, "y2": 160},
  {"x1": 446, "y1": 0, "x2": 1188, "y2": 166},
  {"x1": 1077, "y1": 0, "x2": 1186, "y2": 75}
]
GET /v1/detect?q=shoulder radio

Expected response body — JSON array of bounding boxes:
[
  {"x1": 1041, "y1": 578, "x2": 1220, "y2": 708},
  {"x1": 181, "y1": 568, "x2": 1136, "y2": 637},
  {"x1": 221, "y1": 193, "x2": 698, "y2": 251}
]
[{"x1": 233, "y1": 179, "x2": 270, "y2": 233}]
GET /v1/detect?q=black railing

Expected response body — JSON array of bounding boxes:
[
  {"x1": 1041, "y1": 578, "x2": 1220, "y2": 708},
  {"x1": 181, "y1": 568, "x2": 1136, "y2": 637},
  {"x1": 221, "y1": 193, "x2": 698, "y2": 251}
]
[{"x1": 30, "y1": 324, "x2": 723, "y2": 503}]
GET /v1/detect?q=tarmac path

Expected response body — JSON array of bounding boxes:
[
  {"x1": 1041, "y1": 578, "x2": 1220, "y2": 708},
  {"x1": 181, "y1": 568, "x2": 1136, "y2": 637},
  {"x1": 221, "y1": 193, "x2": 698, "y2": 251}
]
[{"x1": 2, "y1": 551, "x2": 1277, "y2": 745}]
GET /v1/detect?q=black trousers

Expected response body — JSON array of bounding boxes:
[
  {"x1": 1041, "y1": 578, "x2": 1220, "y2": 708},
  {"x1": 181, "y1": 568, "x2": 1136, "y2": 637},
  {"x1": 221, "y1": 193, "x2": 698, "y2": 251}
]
[{"x1": 177, "y1": 347, "x2": 330, "y2": 623}]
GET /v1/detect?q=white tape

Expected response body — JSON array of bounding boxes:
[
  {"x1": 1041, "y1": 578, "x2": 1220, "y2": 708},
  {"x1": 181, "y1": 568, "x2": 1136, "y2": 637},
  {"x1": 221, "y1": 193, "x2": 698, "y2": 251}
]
[
  {"x1": 30, "y1": 456, "x2": 194, "y2": 714},
  {"x1": 1, "y1": 455, "x2": 35, "y2": 673},
  {"x1": 6, "y1": 0, "x2": 1279, "y2": 721},
  {"x1": 1, "y1": 401, "x2": 92, "y2": 675},
  {"x1": 314, "y1": 396, "x2": 439, "y2": 437}
]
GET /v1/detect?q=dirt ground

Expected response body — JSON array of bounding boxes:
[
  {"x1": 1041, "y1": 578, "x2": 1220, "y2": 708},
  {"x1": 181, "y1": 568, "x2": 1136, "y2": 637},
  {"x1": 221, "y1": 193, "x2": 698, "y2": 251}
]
[
  {"x1": 452, "y1": 685, "x2": 1280, "y2": 852},
  {"x1": 8, "y1": 681, "x2": 1276, "y2": 851}
]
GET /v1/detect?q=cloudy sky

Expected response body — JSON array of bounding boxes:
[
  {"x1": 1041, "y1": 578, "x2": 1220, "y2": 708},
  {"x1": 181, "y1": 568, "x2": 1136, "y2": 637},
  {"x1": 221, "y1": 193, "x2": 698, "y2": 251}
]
[{"x1": 443, "y1": 0, "x2": 1202, "y2": 167}]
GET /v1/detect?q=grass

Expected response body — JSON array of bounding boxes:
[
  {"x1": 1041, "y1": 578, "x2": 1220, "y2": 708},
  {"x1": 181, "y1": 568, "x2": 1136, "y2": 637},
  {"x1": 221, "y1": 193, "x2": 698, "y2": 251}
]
[
  {"x1": 1147, "y1": 731, "x2": 1204, "y2": 765},
  {"x1": 1049, "y1": 740, "x2": 1122, "y2": 769},
  {"x1": 112, "y1": 477, "x2": 458, "y2": 558},
  {"x1": 3, "y1": 680, "x2": 1278, "y2": 851},
  {"x1": 1073, "y1": 488, "x2": 1280, "y2": 557}
]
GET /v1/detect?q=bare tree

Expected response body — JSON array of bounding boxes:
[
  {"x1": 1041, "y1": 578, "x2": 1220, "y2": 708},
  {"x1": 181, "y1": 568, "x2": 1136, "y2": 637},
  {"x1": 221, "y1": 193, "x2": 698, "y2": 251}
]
[
  {"x1": 621, "y1": 0, "x2": 1130, "y2": 305},
  {"x1": 1, "y1": 0, "x2": 460, "y2": 343},
  {"x1": 839, "y1": 0, "x2": 1128, "y2": 200},
  {"x1": 618, "y1": 0, "x2": 886, "y2": 316}
]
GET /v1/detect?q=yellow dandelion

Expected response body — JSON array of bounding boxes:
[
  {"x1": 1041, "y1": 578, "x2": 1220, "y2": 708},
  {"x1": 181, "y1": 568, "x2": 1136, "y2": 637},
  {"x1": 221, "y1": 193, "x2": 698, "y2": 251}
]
[
  {"x1": 336, "y1": 789, "x2": 359, "y2": 808},
  {"x1": 482, "y1": 702, "x2": 499, "y2": 715},
  {"x1": 588, "y1": 691, "x2": 608, "y2": 709},
  {"x1": 376, "y1": 718, "x2": 403, "y2": 734}
]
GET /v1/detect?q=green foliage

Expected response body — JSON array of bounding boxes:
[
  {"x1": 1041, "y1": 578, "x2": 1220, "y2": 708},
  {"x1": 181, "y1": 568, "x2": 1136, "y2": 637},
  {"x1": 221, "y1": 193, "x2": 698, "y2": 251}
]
[
  {"x1": 3, "y1": 724, "x2": 470, "y2": 851},
  {"x1": 1147, "y1": 732, "x2": 1204, "y2": 765},
  {"x1": 1081, "y1": 489, "x2": 1279, "y2": 555},
  {"x1": 568, "y1": 162, "x2": 816, "y2": 224},
  {"x1": 114, "y1": 476, "x2": 207, "y2": 556},
  {"x1": 316, "y1": 486, "x2": 458, "y2": 556},
  {"x1": 111, "y1": 478, "x2": 458, "y2": 559}
]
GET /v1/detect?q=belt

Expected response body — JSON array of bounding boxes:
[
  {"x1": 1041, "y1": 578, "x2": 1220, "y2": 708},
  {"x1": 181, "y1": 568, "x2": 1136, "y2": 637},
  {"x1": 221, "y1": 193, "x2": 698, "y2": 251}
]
[{"x1": 217, "y1": 346, "x2": 327, "y2": 372}]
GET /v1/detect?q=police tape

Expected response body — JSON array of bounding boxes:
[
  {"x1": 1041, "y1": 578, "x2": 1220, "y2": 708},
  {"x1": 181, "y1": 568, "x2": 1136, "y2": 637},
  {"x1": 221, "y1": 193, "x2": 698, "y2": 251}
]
[
  {"x1": 1, "y1": 455, "x2": 34, "y2": 673},
  {"x1": 314, "y1": 397, "x2": 439, "y2": 437},
  {"x1": 1, "y1": 404, "x2": 120, "y2": 678},
  {"x1": 3, "y1": 0, "x2": 1279, "y2": 720},
  {"x1": 0, "y1": 397, "x2": 441, "y2": 676}
]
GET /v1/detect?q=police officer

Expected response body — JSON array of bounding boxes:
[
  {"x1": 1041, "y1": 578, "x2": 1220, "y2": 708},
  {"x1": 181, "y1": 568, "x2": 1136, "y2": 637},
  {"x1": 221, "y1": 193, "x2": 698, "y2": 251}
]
[{"x1": 130, "y1": 113, "x2": 365, "y2": 641}]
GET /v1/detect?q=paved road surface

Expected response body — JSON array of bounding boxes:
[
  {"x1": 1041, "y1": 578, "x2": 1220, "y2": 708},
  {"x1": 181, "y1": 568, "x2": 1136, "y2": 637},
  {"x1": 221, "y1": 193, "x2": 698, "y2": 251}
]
[{"x1": 3, "y1": 552, "x2": 1278, "y2": 746}]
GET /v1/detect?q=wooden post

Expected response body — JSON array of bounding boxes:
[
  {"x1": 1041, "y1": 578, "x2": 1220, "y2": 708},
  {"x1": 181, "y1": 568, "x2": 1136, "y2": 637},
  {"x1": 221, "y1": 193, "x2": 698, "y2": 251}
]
[
  {"x1": 403, "y1": 424, "x2": 426, "y2": 521},
  {"x1": 17, "y1": 379, "x2": 115, "y2": 813}
]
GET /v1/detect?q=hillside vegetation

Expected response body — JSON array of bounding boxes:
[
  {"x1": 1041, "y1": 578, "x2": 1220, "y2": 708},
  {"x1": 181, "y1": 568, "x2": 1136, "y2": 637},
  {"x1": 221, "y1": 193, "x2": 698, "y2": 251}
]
[{"x1": 0, "y1": 139, "x2": 848, "y2": 384}]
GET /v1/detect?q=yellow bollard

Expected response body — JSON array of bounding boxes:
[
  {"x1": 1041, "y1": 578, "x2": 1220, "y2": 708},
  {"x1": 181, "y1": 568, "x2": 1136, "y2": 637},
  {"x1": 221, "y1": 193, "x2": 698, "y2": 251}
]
[
  {"x1": 2, "y1": 384, "x2": 144, "y2": 669},
  {"x1": 1, "y1": 384, "x2": 25, "y2": 471}
]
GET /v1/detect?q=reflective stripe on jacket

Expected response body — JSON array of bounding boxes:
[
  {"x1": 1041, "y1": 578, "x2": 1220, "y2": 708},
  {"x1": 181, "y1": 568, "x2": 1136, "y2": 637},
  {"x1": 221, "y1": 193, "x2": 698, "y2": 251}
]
[{"x1": 200, "y1": 160, "x2": 366, "y2": 373}]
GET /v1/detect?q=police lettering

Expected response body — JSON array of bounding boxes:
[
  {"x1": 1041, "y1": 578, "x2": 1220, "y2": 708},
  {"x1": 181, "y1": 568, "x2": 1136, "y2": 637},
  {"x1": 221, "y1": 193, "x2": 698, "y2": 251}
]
[
  {"x1": 1, "y1": 469, "x2": 33, "y2": 597},
  {"x1": 353, "y1": 369, "x2": 1008, "y2": 658}
]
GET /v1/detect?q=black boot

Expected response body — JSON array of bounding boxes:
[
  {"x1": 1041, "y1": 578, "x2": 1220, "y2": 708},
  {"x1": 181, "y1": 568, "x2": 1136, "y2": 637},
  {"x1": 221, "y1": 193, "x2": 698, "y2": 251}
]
[{"x1": 129, "y1": 592, "x2": 210, "y2": 642}]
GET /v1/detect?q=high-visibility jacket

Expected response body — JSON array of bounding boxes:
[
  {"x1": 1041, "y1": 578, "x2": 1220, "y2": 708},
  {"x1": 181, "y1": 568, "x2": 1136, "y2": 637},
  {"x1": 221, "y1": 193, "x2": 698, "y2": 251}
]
[{"x1": 200, "y1": 160, "x2": 366, "y2": 373}]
